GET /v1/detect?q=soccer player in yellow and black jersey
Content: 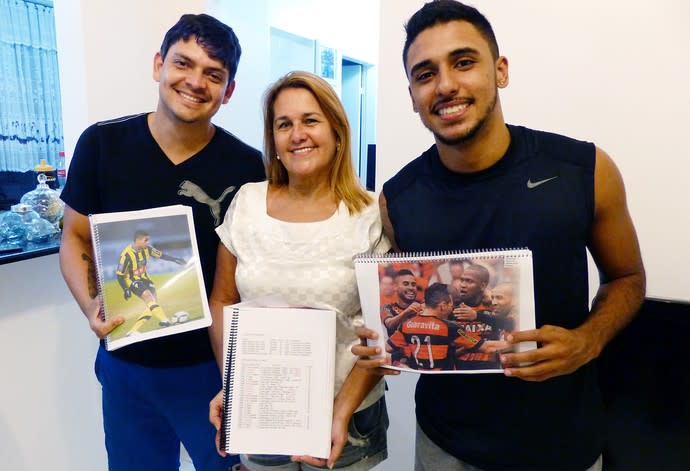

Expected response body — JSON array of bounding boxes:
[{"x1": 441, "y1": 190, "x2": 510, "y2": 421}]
[{"x1": 116, "y1": 230, "x2": 186, "y2": 335}]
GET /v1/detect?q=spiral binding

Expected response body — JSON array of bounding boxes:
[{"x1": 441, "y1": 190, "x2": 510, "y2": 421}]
[
  {"x1": 88, "y1": 215, "x2": 110, "y2": 349},
  {"x1": 220, "y1": 308, "x2": 241, "y2": 451},
  {"x1": 353, "y1": 247, "x2": 530, "y2": 263}
]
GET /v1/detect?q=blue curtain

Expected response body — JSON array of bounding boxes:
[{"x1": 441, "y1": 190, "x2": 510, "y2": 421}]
[{"x1": 0, "y1": 0, "x2": 63, "y2": 172}]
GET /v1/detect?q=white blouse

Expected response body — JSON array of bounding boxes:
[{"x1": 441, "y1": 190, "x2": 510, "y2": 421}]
[{"x1": 216, "y1": 181, "x2": 390, "y2": 410}]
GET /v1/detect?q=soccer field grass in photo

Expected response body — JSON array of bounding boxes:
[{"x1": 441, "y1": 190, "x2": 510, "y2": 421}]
[{"x1": 102, "y1": 269, "x2": 206, "y2": 340}]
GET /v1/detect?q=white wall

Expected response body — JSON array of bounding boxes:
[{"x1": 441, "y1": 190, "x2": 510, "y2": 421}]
[
  {"x1": 0, "y1": 255, "x2": 104, "y2": 470},
  {"x1": 268, "y1": 0, "x2": 380, "y2": 65},
  {"x1": 209, "y1": 0, "x2": 381, "y2": 151}
]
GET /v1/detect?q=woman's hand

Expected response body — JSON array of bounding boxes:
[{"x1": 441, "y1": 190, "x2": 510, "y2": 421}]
[
  {"x1": 208, "y1": 390, "x2": 227, "y2": 457},
  {"x1": 291, "y1": 404, "x2": 350, "y2": 469},
  {"x1": 350, "y1": 327, "x2": 399, "y2": 375}
]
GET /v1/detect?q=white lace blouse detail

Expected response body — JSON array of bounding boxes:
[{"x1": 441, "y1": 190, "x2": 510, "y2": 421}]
[{"x1": 216, "y1": 181, "x2": 390, "y2": 409}]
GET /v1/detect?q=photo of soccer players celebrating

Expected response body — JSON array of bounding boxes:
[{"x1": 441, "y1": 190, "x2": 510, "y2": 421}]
[{"x1": 378, "y1": 256, "x2": 520, "y2": 372}]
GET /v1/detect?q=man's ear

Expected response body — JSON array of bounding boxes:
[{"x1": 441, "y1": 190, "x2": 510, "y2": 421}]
[
  {"x1": 153, "y1": 52, "x2": 163, "y2": 82},
  {"x1": 222, "y1": 80, "x2": 236, "y2": 104},
  {"x1": 496, "y1": 56, "x2": 509, "y2": 89},
  {"x1": 409, "y1": 85, "x2": 418, "y2": 113}
]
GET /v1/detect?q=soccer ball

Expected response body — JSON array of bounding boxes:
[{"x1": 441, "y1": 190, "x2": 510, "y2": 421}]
[{"x1": 172, "y1": 311, "x2": 190, "y2": 324}]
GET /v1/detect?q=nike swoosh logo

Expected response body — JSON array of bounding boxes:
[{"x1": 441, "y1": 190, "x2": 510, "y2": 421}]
[{"x1": 527, "y1": 176, "x2": 558, "y2": 189}]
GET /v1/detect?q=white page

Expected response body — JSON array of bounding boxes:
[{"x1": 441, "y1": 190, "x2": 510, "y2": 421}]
[
  {"x1": 354, "y1": 248, "x2": 537, "y2": 374},
  {"x1": 222, "y1": 306, "x2": 336, "y2": 458},
  {"x1": 88, "y1": 204, "x2": 211, "y2": 350}
]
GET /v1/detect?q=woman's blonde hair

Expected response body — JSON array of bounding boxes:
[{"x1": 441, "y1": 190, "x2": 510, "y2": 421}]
[{"x1": 262, "y1": 71, "x2": 372, "y2": 214}]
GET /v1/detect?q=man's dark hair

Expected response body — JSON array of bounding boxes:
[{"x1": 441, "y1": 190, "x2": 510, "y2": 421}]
[
  {"x1": 465, "y1": 263, "x2": 490, "y2": 285},
  {"x1": 424, "y1": 282, "x2": 451, "y2": 308},
  {"x1": 160, "y1": 13, "x2": 242, "y2": 82},
  {"x1": 394, "y1": 268, "x2": 415, "y2": 279},
  {"x1": 133, "y1": 230, "x2": 149, "y2": 242},
  {"x1": 403, "y1": 0, "x2": 500, "y2": 73}
]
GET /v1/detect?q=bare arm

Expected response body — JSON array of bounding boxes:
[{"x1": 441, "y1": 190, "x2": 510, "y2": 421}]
[
  {"x1": 383, "y1": 302, "x2": 422, "y2": 333},
  {"x1": 59, "y1": 205, "x2": 124, "y2": 337},
  {"x1": 576, "y1": 147, "x2": 646, "y2": 354},
  {"x1": 208, "y1": 243, "x2": 240, "y2": 368},
  {"x1": 503, "y1": 147, "x2": 645, "y2": 381},
  {"x1": 379, "y1": 192, "x2": 400, "y2": 252},
  {"x1": 295, "y1": 364, "x2": 383, "y2": 468}
]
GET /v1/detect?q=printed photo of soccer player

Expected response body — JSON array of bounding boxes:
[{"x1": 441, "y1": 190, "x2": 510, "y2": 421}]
[
  {"x1": 491, "y1": 282, "x2": 517, "y2": 330},
  {"x1": 450, "y1": 262, "x2": 515, "y2": 369},
  {"x1": 117, "y1": 229, "x2": 186, "y2": 336},
  {"x1": 388, "y1": 283, "x2": 474, "y2": 370},
  {"x1": 379, "y1": 268, "x2": 423, "y2": 337},
  {"x1": 94, "y1": 214, "x2": 205, "y2": 341},
  {"x1": 375, "y1": 255, "x2": 521, "y2": 371}
]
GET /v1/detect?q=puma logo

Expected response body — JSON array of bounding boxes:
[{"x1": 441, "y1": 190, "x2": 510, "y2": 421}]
[{"x1": 178, "y1": 180, "x2": 236, "y2": 226}]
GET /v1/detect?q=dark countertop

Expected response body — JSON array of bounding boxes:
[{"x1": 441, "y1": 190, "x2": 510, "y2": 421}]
[{"x1": 0, "y1": 237, "x2": 60, "y2": 264}]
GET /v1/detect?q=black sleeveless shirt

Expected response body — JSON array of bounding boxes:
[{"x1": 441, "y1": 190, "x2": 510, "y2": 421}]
[{"x1": 383, "y1": 125, "x2": 602, "y2": 470}]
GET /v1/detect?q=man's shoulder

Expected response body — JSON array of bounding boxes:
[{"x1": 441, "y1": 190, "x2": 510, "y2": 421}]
[
  {"x1": 234, "y1": 181, "x2": 266, "y2": 202},
  {"x1": 213, "y1": 126, "x2": 262, "y2": 158},
  {"x1": 119, "y1": 244, "x2": 133, "y2": 255},
  {"x1": 383, "y1": 144, "x2": 436, "y2": 200},
  {"x1": 90, "y1": 113, "x2": 147, "y2": 134},
  {"x1": 96, "y1": 113, "x2": 147, "y2": 127},
  {"x1": 510, "y1": 125, "x2": 595, "y2": 168},
  {"x1": 78, "y1": 113, "x2": 147, "y2": 143}
]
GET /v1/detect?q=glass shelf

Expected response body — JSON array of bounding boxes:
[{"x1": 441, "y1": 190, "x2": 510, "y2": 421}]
[{"x1": 0, "y1": 209, "x2": 61, "y2": 264}]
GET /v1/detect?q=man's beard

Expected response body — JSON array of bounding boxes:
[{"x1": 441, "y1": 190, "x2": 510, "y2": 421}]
[{"x1": 430, "y1": 90, "x2": 497, "y2": 147}]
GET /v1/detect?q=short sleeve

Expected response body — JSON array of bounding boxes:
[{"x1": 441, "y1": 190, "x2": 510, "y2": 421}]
[
  {"x1": 215, "y1": 185, "x2": 244, "y2": 256},
  {"x1": 60, "y1": 124, "x2": 102, "y2": 215},
  {"x1": 368, "y1": 192, "x2": 391, "y2": 254}
]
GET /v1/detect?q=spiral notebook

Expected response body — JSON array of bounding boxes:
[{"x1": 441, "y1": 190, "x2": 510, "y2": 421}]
[
  {"x1": 89, "y1": 205, "x2": 211, "y2": 351},
  {"x1": 354, "y1": 248, "x2": 537, "y2": 373},
  {"x1": 220, "y1": 303, "x2": 336, "y2": 458}
]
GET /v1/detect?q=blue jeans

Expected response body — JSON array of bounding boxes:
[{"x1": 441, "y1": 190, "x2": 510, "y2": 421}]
[
  {"x1": 241, "y1": 396, "x2": 388, "y2": 470},
  {"x1": 95, "y1": 345, "x2": 239, "y2": 471},
  {"x1": 415, "y1": 422, "x2": 602, "y2": 471}
]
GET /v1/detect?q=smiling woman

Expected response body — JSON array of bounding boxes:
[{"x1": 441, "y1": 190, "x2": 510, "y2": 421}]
[
  {"x1": 0, "y1": 0, "x2": 64, "y2": 208},
  {"x1": 208, "y1": 70, "x2": 391, "y2": 470}
]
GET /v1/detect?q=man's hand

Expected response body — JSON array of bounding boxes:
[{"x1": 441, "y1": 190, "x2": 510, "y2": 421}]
[
  {"x1": 123, "y1": 288, "x2": 132, "y2": 300},
  {"x1": 172, "y1": 256, "x2": 186, "y2": 266},
  {"x1": 453, "y1": 303, "x2": 478, "y2": 321},
  {"x1": 209, "y1": 390, "x2": 227, "y2": 457},
  {"x1": 399, "y1": 302, "x2": 423, "y2": 322},
  {"x1": 480, "y1": 339, "x2": 509, "y2": 353},
  {"x1": 350, "y1": 327, "x2": 399, "y2": 376},
  {"x1": 86, "y1": 296, "x2": 124, "y2": 338},
  {"x1": 500, "y1": 325, "x2": 599, "y2": 381}
]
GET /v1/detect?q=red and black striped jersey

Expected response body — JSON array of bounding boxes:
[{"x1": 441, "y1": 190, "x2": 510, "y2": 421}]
[{"x1": 388, "y1": 314, "x2": 481, "y2": 370}]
